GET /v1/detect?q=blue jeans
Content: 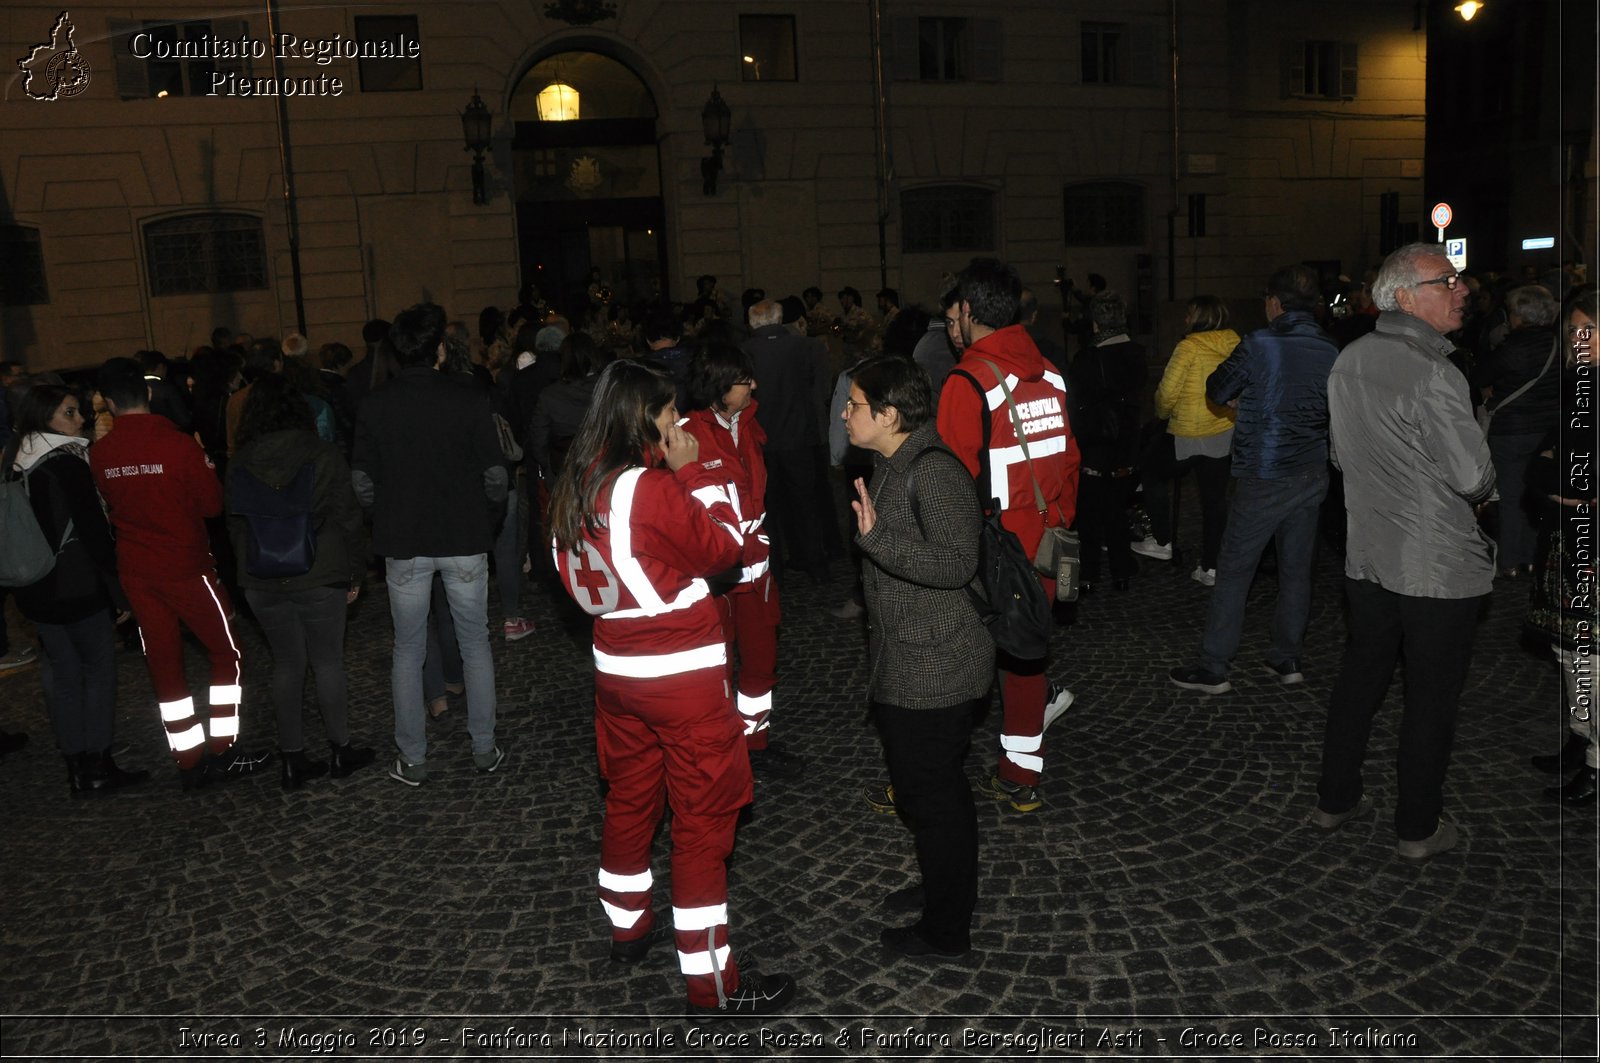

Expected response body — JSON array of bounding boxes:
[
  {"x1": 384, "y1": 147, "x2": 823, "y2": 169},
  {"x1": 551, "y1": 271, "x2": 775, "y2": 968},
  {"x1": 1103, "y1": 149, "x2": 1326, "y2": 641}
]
[
  {"x1": 386, "y1": 555, "x2": 497, "y2": 765},
  {"x1": 1197, "y1": 469, "x2": 1328, "y2": 676}
]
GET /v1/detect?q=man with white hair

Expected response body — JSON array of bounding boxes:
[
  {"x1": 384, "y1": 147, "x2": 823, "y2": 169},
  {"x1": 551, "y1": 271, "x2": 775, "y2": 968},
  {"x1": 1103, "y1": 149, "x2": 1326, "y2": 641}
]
[{"x1": 1311, "y1": 242, "x2": 1495, "y2": 863}]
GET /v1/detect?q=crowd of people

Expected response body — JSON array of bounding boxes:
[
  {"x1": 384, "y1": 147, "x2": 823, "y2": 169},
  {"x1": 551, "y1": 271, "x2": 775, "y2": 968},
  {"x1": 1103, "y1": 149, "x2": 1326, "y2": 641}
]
[{"x1": 0, "y1": 245, "x2": 1593, "y2": 1019}]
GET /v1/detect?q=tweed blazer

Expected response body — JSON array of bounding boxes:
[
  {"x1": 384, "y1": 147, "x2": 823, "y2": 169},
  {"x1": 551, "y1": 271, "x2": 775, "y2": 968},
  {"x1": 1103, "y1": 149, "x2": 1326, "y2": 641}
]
[{"x1": 855, "y1": 422, "x2": 994, "y2": 709}]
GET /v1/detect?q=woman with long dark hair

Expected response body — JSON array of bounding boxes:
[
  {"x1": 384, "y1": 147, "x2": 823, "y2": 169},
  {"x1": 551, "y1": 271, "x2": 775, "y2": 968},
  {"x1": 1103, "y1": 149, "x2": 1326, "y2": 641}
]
[
  {"x1": 227, "y1": 375, "x2": 374, "y2": 788},
  {"x1": 8, "y1": 384, "x2": 149, "y2": 795},
  {"x1": 548, "y1": 358, "x2": 795, "y2": 1021}
]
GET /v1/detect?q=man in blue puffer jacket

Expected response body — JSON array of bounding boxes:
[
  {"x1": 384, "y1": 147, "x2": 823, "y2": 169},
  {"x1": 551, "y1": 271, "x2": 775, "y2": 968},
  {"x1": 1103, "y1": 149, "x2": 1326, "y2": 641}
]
[{"x1": 1169, "y1": 264, "x2": 1340, "y2": 694}]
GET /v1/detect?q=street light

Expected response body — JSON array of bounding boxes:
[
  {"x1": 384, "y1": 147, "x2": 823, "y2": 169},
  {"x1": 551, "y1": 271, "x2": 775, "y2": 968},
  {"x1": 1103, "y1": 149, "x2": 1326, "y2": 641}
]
[
  {"x1": 461, "y1": 90, "x2": 493, "y2": 205},
  {"x1": 536, "y1": 80, "x2": 580, "y2": 121},
  {"x1": 700, "y1": 86, "x2": 731, "y2": 195},
  {"x1": 1454, "y1": 1, "x2": 1483, "y2": 20}
]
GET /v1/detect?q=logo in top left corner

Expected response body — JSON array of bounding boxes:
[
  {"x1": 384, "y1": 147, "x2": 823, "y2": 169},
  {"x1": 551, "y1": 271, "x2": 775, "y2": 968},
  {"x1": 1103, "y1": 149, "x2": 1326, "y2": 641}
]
[{"x1": 18, "y1": 11, "x2": 92, "y2": 101}]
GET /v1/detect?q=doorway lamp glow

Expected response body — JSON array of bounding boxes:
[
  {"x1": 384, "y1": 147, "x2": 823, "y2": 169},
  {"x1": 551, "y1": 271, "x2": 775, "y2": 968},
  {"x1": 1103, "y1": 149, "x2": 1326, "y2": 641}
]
[
  {"x1": 1455, "y1": 1, "x2": 1483, "y2": 20},
  {"x1": 536, "y1": 80, "x2": 580, "y2": 121},
  {"x1": 461, "y1": 90, "x2": 493, "y2": 205},
  {"x1": 701, "y1": 86, "x2": 731, "y2": 195}
]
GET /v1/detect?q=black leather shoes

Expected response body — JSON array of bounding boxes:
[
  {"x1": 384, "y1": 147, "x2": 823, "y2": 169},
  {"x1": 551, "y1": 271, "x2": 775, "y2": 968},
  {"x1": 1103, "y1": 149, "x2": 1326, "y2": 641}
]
[
  {"x1": 610, "y1": 921, "x2": 671, "y2": 964},
  {"x1": 280, "y1": 749, "x2": 330, "y2": 790},
  {"x1": 98, "y1": 751, "x2": 149, "y2": 790},
  {"x1": 1531, "y1": 735, "x2": 1587, "y2": 774},
  {"x1": 328, "y1": 742, "x2": 376, "y2": 778},
  {"x1": 1546, "y1": 767, "x2": 1598, "y2": 805}
]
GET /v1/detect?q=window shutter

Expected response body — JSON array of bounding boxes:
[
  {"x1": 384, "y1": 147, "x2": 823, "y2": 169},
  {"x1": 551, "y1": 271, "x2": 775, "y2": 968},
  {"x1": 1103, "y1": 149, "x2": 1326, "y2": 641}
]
[
  {"x1": 1338, "y1": 41, "x2": 1358, "y2": 98},
  {"x1": 210, "y1": 18, "x2": 251, "y2": 78},
  {"x1": 108, "y1": 18, "x2": 150, "y2": 99},
  {"x1": 970, "y1": 18, "x2": 1003, "y2": 82},
  {"x1": 890, "y1": 16, "x2": 919, "y2": 81},
  {"x1": 1127, "y1": 22, "x2": 1155, "y2": 85},
  {"x1": 1281, "y1": 40, "x2": 1304, "y2": 98}
]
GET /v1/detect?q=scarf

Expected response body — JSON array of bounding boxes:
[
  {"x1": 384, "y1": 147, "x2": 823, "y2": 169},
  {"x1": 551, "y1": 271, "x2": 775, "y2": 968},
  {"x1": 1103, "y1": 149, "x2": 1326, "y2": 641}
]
[{"x1": 13, "y1": 431, "x2": 90, "y2": 474}]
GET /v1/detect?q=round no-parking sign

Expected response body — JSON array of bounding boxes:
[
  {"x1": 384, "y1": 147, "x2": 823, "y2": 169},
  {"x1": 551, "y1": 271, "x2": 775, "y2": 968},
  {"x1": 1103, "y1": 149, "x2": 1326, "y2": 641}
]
[{"x1": 1430, "y1": 202, "x2": 1453, "y2": 229}]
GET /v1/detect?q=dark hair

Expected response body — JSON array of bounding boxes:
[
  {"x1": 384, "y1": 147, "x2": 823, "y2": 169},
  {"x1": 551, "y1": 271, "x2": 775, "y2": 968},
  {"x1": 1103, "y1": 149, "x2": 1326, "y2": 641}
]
[
  {"x1": 559, "y1": 333, "x2": 604, "y2": 382},
  {"x1": 838, "y1": 286, "x2": 861, "y2": 304},
  {"x1": 387, "y1": 303, "x2": 447, "y2": 368},
  {"x1": 188, "y1": 346, "x2": 241, "y2": 401},
  {"x1": 96, "y1": 357, "x2": 149, "y2": 410},
  {"x1": 642, "y1": 311, "x2": 682, "y2": 346},
  {"x1": 851, "y1": 354, "x2": 933, "y2": 433},
  {"x1": 318, "y1": 342, "x2": 354, "y2": 372},
  {"x1": 696, "y1": 274, "x2": 718, "y2": 294},
  {"x1": 685, "y1": 340, "x2": 754, "y2": 412},
  {"x1": 210, "y1": 327, "x2": 233, "y2": 349},
  {"x1": 235, "y1": 373, "x2": 315, "y2": 450},
  {"x1": 802, "y1": 286, "x2": 823, "y2": 303},
  {"x1": 740, "y1": 288, "x2": 765, "y2": 311},
  {"x1": 439, "y1": 324, "x2": 474, "y2": 375},
  {"x1": 478, "y1": 306, "x2": 504, "y2": 348},
  {"x1": 881, "y1": 305, "x2": 931, "y2": 358},
  {"x1": 1017, "y1": 288, "x2": 1038, "y2": 321},
  {"x1": 549, "y1": 360, "x2": 678, "y2": 551},
  {"x1": 876, "y1": 287, "x2": 899, "y2": 307},
  {"x1": 361, "y1": 318, "x2": 391, "y2": 347},
  {"x1": 242, "y1": 339, "x2": 281, "y2": 377},
  {"x1": 135, "y1": 349, "x2": 167, "y2": 373},
  {"x1": 1089, "y1": 290, "x2": 1128, "y2": 331},
  {"x1": 1266, "y1": 264, "x2": 1323, "y2": 314},
  {"x1": 13, "y1": 384, "x2": 78, "y2": 438},
  {"x1": 957, "y1": 257, "x2": 1022, "y2": 330},
  {"x1": 1088, "y1": 273, "x2": 1107, "y2": 292},
  {"x1": 280, "y1": 353, "x2": 327, "y2": 397},
  {"x1": 937, "y1": 285, "x2": 962, "y2": 312},
  {"x1": 1185, "y1": 295, "x2": 1230, "y2": 332},
  {"x1": 779, "y1": 295, "x2": 806, "y2": 324}
]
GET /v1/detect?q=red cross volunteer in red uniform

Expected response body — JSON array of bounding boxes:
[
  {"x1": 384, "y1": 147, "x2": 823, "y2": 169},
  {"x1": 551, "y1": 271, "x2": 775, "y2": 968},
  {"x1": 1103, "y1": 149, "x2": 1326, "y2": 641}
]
[
  {"x1": 936, "y1": 257, "x2": 1081, "y2": 813},
  {"x1": 549, "y1": 359, "x2": 796, "y2": 1021}
]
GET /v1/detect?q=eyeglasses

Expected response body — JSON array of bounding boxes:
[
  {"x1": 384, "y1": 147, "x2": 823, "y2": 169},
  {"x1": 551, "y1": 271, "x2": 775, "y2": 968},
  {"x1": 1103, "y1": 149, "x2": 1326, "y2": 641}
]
[
  {"x1": 1415, "y1": 273, "x2": 1464, "y2": 291},
  {"x1": 844, "y1": 400, "x2": 870, "y2": 414}
]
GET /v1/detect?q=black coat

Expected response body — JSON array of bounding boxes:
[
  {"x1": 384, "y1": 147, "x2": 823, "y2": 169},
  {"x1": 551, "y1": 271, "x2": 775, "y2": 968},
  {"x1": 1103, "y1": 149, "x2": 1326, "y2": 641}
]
[
  {"x1": 1478, "y1": 325, "x2": 1561, "y2": 437},
  {"x1": 13, "y1": 443, "x2": 126, "y2": 625}
]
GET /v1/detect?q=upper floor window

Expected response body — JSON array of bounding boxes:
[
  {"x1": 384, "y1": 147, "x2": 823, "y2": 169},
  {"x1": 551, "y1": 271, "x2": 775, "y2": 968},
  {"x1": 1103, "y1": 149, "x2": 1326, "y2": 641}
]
[
  {"x1": 902, "y1": 186, "x2": 995, "y2": 254},
  {"x1": 109, "y1": 17, "x2": 250, "y2": 98},
  {"x1": 1080, "y1": 20, "x2": 1154, "y2": 85},
  {"x1": 144, "y1": 213, "x2": 267, "y2": 297},
  {"x1": 355, "y1": 15, "x2": 422, "y2": 92},
  {"x1": 1284, "y1": 40, "x2": 1357, "y2": 99},
  {"x1": 1063, "y1": 182, "x2": 1144, "y2": 246},
  {"x1": 890, "y1": 16, "x2": 1002, "y2": 82},
  {"x1": 739, "y1": 14, "x2": 797, "y2": 81},
  {"x1": 0, "y1": 226, "x2": 48, "y2": 306}
]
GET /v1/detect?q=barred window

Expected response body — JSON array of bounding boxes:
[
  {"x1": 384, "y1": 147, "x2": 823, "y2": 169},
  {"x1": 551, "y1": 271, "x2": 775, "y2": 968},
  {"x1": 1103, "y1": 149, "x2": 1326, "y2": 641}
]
[
  {"x1": 144, "y1": 213, "x2": 267, "y2": 296},
  {"x1": 901, "y1": 186, "x2": 995, "y2": 254},
  {"x1": 0, "y1": 225, "x2": 48, "y2": 306},
  {"x1": 1063, "y1": 182, "x2": 1144, "y2": 246}
]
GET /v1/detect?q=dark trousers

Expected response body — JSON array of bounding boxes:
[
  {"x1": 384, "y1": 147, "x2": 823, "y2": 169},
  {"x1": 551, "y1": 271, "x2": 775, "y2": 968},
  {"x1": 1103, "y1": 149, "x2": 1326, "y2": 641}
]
[
  {"x1": 1144, "y1": 450, "x2": 1231, "y2": 569},
  {"x1": 245, "y1": 585, "x2": 351, "y2": 750},
  {"x1": 1317, "y1": 579, "x2": 1485, "y2": 841},
  {"x1": 36, "y1": 609, "x2": 118, "y2": 756},
  {"x1": 874, "y1": 698, "x2": 981, "y2": 951},
  {"x1": 765, "y1": 446, "x2": 826, "y2": 580},
  {"x1": 1077, "y1": 471, "x2": 1135, "y2": 582}
]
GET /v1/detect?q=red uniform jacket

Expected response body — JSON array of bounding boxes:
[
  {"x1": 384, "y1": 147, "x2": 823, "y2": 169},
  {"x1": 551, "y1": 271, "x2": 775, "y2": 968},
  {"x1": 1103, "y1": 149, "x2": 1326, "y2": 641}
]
[
  {"x1": 682, "y1": 404, "x2": 772, "y2": 591},
  {"x1": 936, "y1": 324, "x2": 1081, "y2": 555},
  {"x1": 554, "y1": 459, "x2": 743, "y2": 680},
  {"x1": 90, "y1": 412, "x2": 223, "y2": 579}
]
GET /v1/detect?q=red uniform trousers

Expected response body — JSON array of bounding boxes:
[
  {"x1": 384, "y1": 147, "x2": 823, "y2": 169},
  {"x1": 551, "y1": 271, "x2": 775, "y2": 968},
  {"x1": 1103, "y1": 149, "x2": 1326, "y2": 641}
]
[
  {"x1": 718, "y1": 576, "x2": 780, "y2": 750},
  {"x1": 996, "y1": 571, "x2": 1055, "y2": 787},
  {"x1": 593, "y1": 666, "x2": 753, "y2": 1007},
  {"x1": 122, "y1": 570, "x2": 242, "y2": 769}
]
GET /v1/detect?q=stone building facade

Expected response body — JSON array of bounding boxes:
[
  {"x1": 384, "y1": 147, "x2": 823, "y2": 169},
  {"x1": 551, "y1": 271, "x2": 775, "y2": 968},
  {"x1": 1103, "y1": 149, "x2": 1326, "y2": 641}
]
[{"x1": 1, "y1": 0, "x2": 1429, "y2": 369}]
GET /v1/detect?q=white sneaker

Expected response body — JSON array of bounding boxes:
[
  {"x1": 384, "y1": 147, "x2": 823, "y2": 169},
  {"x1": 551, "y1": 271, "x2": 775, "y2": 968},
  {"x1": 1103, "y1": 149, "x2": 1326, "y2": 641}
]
[
  {"x1": 1130, "y1": 537, "x2": 1172, "y2": 560},
  {"x1": 1191, "y1": 566, "x2": 1216, "y2": 587},
  {"x1": 1043, "y1": 683, "x2": 1076, "y2": 731},
  {"x1": 829, "y1": 599, "x2": 866, "y2": 620}
]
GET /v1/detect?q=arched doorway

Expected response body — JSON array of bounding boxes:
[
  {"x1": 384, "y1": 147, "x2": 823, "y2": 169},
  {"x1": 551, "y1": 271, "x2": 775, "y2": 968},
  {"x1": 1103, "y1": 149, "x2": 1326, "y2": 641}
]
[{"x1": 510, "y1": 51, "x2": 665, "y2": 317}]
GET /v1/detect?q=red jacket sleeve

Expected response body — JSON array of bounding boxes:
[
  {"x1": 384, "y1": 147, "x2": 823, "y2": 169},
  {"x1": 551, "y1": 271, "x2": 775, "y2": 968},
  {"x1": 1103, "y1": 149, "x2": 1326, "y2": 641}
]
[{"x1": 935, "y1": 369, "x2": 985, "y2": 481}]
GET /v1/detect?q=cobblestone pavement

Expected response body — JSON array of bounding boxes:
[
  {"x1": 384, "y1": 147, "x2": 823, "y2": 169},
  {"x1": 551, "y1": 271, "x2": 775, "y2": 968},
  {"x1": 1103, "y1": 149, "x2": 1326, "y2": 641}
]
[{"x1": 1, "y1": 502, "x2": 1595, "y2": 1060}]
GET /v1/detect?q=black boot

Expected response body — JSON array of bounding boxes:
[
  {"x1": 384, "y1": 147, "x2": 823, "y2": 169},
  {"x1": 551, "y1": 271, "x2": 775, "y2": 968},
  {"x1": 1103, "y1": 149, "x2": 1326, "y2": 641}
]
[
  {"x1": 1531, "y1": 734, "x2": 1588, "y2": 774},
  {"x1": 280, "y1": 749, "x2": 329, "y2": 790},
  {"x1": 1546, "y1": 766, "x2": 1599, "y2": 805},
  {"x1": 328, "y1": 741, "x2": 376, "y2": 778},
  {"x1": 71, "y1": 751, "x2": 114, "y2": 796},
  {"x1": 99, "y1": 751, "x2": 150, "y2": 790}
]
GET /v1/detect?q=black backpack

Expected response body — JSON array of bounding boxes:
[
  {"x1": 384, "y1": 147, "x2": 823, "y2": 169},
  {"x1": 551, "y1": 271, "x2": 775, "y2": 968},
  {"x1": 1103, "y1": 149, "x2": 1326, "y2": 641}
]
[
  {"x1": 905, "y1": 446, "x2": 1053, "y2": 662},
  {"x1": 229, "y1": 461, "x2": 317, "y2": 579}
]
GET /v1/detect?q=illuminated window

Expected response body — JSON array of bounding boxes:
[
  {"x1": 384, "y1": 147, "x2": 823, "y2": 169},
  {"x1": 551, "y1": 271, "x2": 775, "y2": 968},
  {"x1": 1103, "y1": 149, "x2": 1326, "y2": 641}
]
[{"x1": 109, "y1": 17, "x2": 250, "y2": 98}]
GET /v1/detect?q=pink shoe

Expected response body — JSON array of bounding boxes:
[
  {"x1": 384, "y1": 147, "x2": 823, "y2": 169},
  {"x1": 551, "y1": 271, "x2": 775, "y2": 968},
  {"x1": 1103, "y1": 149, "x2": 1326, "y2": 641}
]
[{"x1": 503, "y1": 617, "x2": 537, "y2": 642}]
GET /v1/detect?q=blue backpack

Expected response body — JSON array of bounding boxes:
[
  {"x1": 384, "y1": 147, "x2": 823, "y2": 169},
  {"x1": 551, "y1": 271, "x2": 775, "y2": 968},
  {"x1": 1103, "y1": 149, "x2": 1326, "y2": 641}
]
[{"x1": 229, "y1": 461, "x2": 317, "y2": 579}]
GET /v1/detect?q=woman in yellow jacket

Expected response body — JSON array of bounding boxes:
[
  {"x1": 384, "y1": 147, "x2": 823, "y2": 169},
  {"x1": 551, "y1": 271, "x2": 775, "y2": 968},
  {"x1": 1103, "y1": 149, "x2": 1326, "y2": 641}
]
[{"x1": 1134, "y1": 296, "x2": 1240, "y2": 585}]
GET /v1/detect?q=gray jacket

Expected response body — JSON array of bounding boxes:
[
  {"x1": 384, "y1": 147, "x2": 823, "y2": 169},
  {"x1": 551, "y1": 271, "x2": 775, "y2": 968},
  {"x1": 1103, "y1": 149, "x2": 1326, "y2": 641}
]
[
  {"x1": 856, "y1": 422, "x2": 995, "y2": 709},
  {"x1": 1329, "y1": 311, "x2": 1495, "y2": 598}
]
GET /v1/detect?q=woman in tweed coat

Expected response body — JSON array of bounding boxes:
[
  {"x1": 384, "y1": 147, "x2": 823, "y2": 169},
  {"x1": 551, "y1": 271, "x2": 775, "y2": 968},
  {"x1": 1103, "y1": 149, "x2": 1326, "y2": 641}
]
[{"x1": 845, "y1": 355, "x2": 993, "y2": 959}]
